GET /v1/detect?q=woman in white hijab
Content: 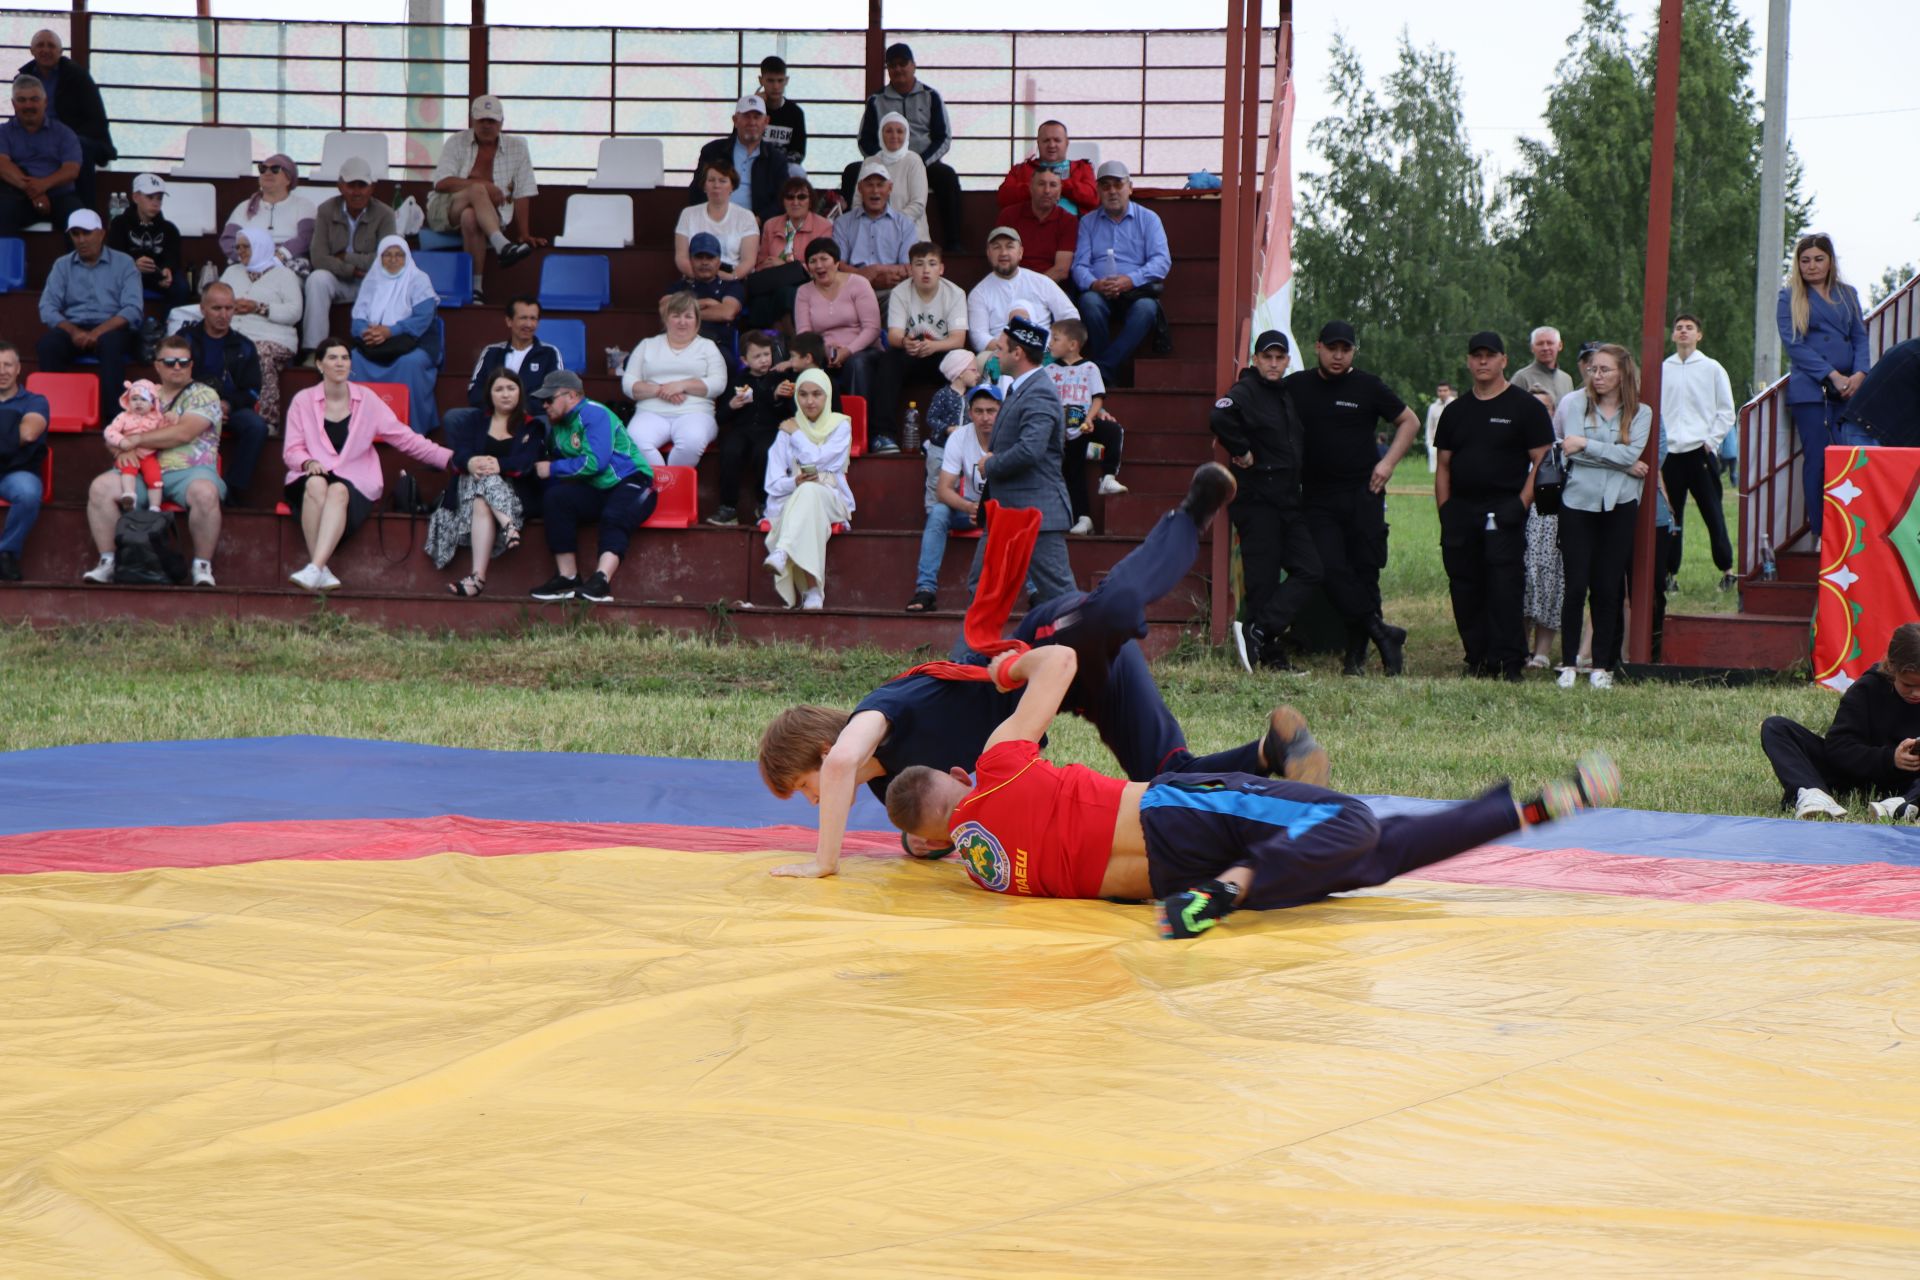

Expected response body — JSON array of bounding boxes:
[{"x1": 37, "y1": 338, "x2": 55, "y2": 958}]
[
  {"x1": 875, "y1": 111, "x2": 929, "y2": 242},
  {"x1": 350, "y1": 235, "x2": 444, "y2": 435},
  {"x1": 215, "y1": 227, "x2": 304, "y2": 426},
  {"x1": 763, "y1": 368, "x2": 855, "y2": 610}
]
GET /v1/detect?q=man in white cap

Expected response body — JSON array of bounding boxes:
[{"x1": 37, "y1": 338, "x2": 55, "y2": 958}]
[
  {"x1": 305, "y1": 154, "x2": 396, "y2": 352},
  {"x1": 831, "y1": 159, "x2": 915, "y2": 294},
  {"x1": 36, "y1": 208, "x2": 141, "y2": 421},
  {"x1": 429, "y1": 92, "x2": 540, "y2": 304},
  {"x1": 689, "y1": 94, "x2": 792, "y2": 224},
  {"x1": 1071, "y1": 160, "x2": 1171, "y2": 381},
  {"x1": 0, "y1": 71, "x2": 83, "y2": 234},
  {"x1": 106, "y1": 172, "x2": 186, "y2": 307},
  {"x1": 965, "y1": 225, "x2": 1078, "y2": 353}
]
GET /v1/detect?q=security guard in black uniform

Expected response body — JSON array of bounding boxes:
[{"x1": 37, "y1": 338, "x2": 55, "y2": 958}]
[{"x1": 1209, "y1": 329, "x2": 1318, "y2": 673}]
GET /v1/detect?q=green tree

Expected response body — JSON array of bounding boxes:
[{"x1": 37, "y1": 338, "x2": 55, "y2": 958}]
[
  {"x1": 1870, "y1": 261, "x2": 1917, "y2": 308},
  {"x1": 1293, "y1": 32, "x2": 1504, "y2": 406},
  {"x1": 1501, "y1": 0, "x2": 1808, "y2": 397}
]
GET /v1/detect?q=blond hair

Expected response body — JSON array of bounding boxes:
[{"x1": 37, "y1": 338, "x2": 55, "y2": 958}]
[
  {"x1": 1786, "y1": 232, "x2": 1857, "y2": 342},
  {"x1": 1583, "y1": 344, "x2": 1640, "y2": 442}
]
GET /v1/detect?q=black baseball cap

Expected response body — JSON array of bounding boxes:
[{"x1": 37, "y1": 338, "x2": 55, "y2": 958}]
[
  {"x1": 1254, "y1": 329, "x2": 1290, "y2": 354},
  {"x1": 1317, "y1": 320, "x2": 1356, "y2": 346},
  {"x1": 532, "y1": 369, "x2": 584, "y2": 400},
  {"x1": 885, "y1": 42, "x2": 915, "y2": 64},
  {"x1": 1577, "y1": 340, "x2": 1602, "y2": 358},
  {"x1": 1467, "y1": 330, "x2": 1505, "y2": 355}
]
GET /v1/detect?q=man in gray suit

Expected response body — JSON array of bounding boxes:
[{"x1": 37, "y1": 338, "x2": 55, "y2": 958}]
[{"x1": 947, "y1": 317, "x2": 1077, "y2": 659}]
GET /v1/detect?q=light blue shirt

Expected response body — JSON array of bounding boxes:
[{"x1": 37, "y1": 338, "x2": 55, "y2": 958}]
[
  {"x1": 39, "y1": 247, "x2": 143, "y2": 329},
  {"x1": 1071, "y1": 201, "x2": 1171, "y2": 293},
  {"x1": 731, "y1": 138, "x2": 758, "y2": 212},
  {"x1": 832, "y1": 205, "x2": 916, "y2": 268}
]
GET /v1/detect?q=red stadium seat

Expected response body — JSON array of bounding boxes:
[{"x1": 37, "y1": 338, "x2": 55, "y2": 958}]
[
  {"x1": 842, "y1": 394, "x2": 867, "y2": 457},
  {"x1": 0, "y1": 450, "x2": 51, "y2": 505},
  {"x1": 643, "y1": 465, "x2": 698, "y2": 527},
  {"x1": 26, "y1": 372, "x2": 100, "y2": 432},
  {"x1": 363, "y1": 382, "x2": 410, "y2": 427}
]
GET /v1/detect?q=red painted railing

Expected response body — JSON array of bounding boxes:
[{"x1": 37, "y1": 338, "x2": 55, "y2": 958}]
[{"x1": 1737, "y1": 270, "x2": 1920, "y2": 575}]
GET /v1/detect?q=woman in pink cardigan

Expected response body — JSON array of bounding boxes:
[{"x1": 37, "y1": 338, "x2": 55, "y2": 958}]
[
  {"x1": 794, "y1": 236, "x2": 897, "y2": 450},
  {"x1": 281, "y1": 336, "x2": 453, "y2": 592}
]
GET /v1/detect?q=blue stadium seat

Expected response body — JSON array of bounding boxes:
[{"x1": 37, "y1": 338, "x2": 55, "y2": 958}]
[
  {"x1": 414, "y1": 250, "x2": 471, "y2": 307},
  {"x1": 540, "y1": 318, "x2": 587, "y2": 373},
  {"x1": 417, "y1": 227, "x2": 462, "y2": 251},
  {"x1": 0, "y1": 238, "x2": 24, "y2": 293},
  {"x1": 538, "y1": 255, "x2": 611, "y2": 313}
]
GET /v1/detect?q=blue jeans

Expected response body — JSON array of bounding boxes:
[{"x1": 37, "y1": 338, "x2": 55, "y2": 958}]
[
  {"x1": 915, "y1": 503, "x2": 978, "y2": 592},
  {"x1": 0, "y1": 467, "x2": 43, "y2": 554},
  {"x1": 1076, "y1": 289, "x2": 1162, "y2": 377}
]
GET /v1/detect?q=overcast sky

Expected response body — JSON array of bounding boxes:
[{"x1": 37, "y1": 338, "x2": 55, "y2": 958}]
[{"x1": 47, "y1": 1, "x2": 1920, "y2": 290}]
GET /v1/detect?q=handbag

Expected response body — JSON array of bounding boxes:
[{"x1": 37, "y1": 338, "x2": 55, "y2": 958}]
[{"x1": 1532, "y1": 444, "x2": 1567, "y2": 516}]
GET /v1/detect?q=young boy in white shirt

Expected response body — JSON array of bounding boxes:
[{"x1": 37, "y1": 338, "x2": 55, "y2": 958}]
[
  {"x1": 905, "y1": 383, "x2": 1033, "y2": 612},
  {"x1": 1046, "y1": 318, "x2": 1126, "y2": 534}
]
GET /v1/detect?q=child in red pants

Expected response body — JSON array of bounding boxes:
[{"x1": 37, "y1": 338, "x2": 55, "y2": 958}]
[{"x1": 104, "y1": 379, "x2": 173, "y2": 511}]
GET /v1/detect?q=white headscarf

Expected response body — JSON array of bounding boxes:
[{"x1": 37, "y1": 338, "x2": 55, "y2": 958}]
[
  {"x1": 239, "y1": 227, "x2": 278, "y2": 277},
  {"x1": 352, "y1": 235, "x2": 437, "y2": 328},
  {"x1": 878, "y1": 111, "x2": 912, "y2": 162}
]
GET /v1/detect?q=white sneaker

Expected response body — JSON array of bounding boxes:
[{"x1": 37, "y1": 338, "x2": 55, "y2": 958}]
[
  {"x1": 290, "y1": 564, "x2": 322, "y2": 591},
  {"x1": 315, "y1": 566, "x2": 342, "y2": 591},
  {"x1": 1588, "y1": 669, "x2": 1614, "y2": 689},
  {"x1": 1868, "y1": 795, "x2": 1918, "y2": 822},
  {"x1": 82, "y1": 554, "x2": 115, "y2": 584},
  {"x1": 764, "y1": 548, "x2": 789, "y2": 575},
  {"x1": 1794, "y1": 787, "x2": 1847, "y2": 820},
  {"x1": 191, "y1": 559, "x2": 215, "y2": 587},
  {"x1": 801, "y1": 588, "x2": 824, "y2": 610},
  {"x1": 1069, "y1": 515, "x2": 1094, "y2": 535},
  {"x1": 1555, "y1": 666, "x2": 1578, "y2": 689},
  {"x1": 1231, "y1": 619, "x2": 1254, "y2": 674},
  {"x1": 1097, "y1": 475, "x2": 1129, "y2": 496}
]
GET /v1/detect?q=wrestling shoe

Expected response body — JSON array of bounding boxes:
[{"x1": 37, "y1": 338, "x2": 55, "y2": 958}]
[
  {"x1": 1521, "y1": 751, "x2": 1622, "y2": 826},
  {"x1": 1868, "y1": 795, "x2": 1918, "y2": 822},
  {"x1": 1157, "y1": 878, "x2": 1241, "y2": 939},
  {"x1": 1794, "y1": 787, "x2": 1847, "y2": 820},
  {"x1": 1178, "y1": 461, "x2": 1236, "y2": 528},
  {"x1": 1261, "y1": 704, "x2": 1329, "y2": 786}
]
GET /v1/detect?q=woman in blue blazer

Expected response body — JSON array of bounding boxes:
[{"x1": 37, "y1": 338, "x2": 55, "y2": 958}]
[{"x1": 1777, "y1": 231, "x2": 1868, "y2": 540}]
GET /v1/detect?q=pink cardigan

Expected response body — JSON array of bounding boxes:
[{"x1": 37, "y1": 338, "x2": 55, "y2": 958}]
[
  {"x1": 282, "y1": 381, "x2": 451, "y2": 501},
  {"x1": 795, "y1": 273, "x2": 880, "y2": 354}
]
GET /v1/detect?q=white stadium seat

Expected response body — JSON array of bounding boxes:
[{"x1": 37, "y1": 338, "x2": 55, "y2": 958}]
[
  {"x1": 311, "y1": 132, "x2": 391, "y2": 182},
  {"x1": 165, "y1": 182, "x2": 218, "y2": 237},
  {"x1": 1067, "y1": 141, "x2": 1102, "y2": 168},
  {"x1": 586, "y1": 138, "x2": 664, "y2": 190},
  {"x1": 551, "y1": 193, "x2": 634, "y2": 249},
  {"x1": 171, "y1": 126, "x2": 255, "y2": 179}
]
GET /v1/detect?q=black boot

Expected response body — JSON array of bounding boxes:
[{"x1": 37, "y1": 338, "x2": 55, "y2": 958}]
[
  {"x1": 1341, "y1": 626, "x2": 1370, "y2": 677},
  {"x1": 1368, "y1": 616, "x2": 1405, "y2": 676}
]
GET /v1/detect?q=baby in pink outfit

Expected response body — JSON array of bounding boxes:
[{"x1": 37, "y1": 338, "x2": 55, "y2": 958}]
[{"x1": 104, "y1": 380, "x2": 176, "y2": 511}]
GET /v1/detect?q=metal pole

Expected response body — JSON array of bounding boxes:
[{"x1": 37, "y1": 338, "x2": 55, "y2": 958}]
[
  {"x1": 1210, "y1": 0, "x2": 1251, "y2": 646},
  {"x1": 1752, "y1": 0, "x2": 1790, "y2": 396},
  {"x1": 470, "y1": 0, "x2": 488, "y2": 98},
  {"x1": 71, "y1": 0, "x2": 89, "y2": 65},
  {"x1": 1629, "y1": 0, "x2": 1685, "y2": 665}
]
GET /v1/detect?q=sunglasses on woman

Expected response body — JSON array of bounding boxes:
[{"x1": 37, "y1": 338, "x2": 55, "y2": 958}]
[{"x1": 258, "y1": 164, "x2": 286, "y2": 175}]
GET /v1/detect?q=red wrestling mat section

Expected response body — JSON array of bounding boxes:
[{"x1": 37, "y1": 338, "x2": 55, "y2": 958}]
[
  {"x1": 0, "y1": 817, "x2": 902, "y2": 877},
  {"x1": 11, "y1": 817, "x2": 1920, "y2": 922},
  {"x1": 1418, "y1": 843, "x2": 1920, "y2": 920}
]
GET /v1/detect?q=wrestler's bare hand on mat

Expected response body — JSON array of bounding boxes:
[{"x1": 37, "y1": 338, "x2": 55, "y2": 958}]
[{"x1": 771, "y1": 862, "x2": 832, "y2": 878}]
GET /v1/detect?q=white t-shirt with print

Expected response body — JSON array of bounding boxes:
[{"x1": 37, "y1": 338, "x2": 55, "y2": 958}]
[
  {"x1": 939, "y1": 423, "x2": 991, "y2": 503},
  {"x1": 887, "y1": 278, "x2": 969, "y2": 341},
  {"x1": 1046, "y1": 359, "x2": 1106, "y2": 437}
]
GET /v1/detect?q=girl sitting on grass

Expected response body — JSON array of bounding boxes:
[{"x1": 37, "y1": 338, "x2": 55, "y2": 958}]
[{"x1": 1762, "y1": 622, "x2": 1920, "y2": 821}]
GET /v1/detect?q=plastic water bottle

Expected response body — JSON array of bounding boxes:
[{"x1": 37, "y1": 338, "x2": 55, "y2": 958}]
[
  {"x1": 901, "y1": 402, "x2": 921, "y2": 454},
  {"x1": 108, "y1": 190, "x2": 129, "y2": 221},
  {"x1": 1759, "y1": 534, "x2": 1777, "y2": 582}
]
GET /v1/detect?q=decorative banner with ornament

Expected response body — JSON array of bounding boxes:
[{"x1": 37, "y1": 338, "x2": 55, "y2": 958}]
[{"x1": 1811, "y1": 446, "x2": 1920, "y2": 692}]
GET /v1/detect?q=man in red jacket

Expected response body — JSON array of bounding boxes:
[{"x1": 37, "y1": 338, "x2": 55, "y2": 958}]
[{"x1": 996, "y1": 120, "x2": 1097, "y2": 216}]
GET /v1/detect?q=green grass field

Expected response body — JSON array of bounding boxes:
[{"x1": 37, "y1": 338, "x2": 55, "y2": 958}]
[{"x1": 2, "y1": 468, "x2": 1848, "y2": 821}]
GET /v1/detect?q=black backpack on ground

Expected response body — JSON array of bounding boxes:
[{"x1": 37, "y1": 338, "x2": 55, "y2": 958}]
[{"x1": 112, "y1": 507, "x2": 187, "y2": 585}]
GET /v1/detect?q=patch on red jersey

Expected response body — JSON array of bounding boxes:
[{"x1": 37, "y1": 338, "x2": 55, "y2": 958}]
[{"x1": 953, "y1": 820, "x2": 1010, "y2": 892}]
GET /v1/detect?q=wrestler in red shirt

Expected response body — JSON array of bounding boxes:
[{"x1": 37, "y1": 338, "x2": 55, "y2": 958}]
[{"x1": 886, "y1": 646, "x2": 1622, "y2": 939}]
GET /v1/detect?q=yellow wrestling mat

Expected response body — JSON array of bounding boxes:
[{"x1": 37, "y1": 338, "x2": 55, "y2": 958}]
[{"x1": 5, "y1": 843, "x2": 1920, "y2": 1277}]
